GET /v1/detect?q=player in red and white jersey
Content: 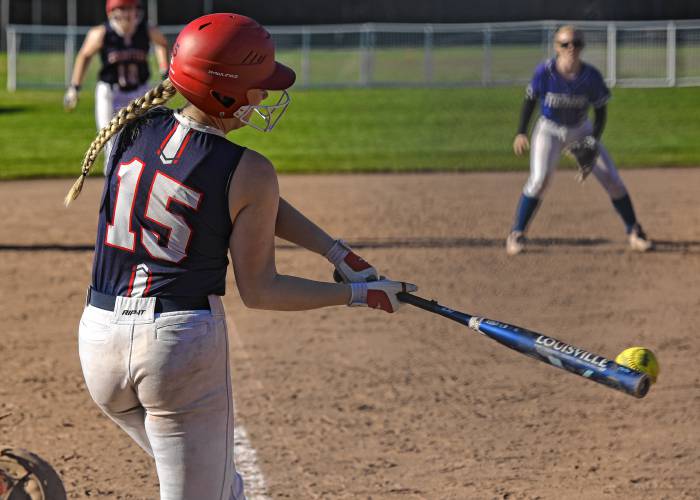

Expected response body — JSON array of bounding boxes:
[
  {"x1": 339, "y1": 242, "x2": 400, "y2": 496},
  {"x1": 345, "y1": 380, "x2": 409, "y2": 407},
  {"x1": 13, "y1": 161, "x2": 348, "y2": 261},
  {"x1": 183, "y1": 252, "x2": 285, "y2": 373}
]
[{"x1": 64, "y1": 0, "x2": 169, "y2": 172}]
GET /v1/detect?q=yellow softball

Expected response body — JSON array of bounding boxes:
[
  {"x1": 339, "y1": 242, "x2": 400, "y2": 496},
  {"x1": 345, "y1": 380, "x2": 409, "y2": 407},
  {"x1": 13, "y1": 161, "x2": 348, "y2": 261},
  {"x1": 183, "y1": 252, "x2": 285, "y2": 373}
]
[{"x1": 615, "y1": 347, "x2": 659, "y2": 384}]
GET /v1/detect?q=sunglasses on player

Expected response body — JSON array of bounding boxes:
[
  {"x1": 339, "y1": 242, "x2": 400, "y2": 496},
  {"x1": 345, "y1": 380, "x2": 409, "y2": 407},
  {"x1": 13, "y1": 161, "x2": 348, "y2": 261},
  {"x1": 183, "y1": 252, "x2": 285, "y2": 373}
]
[{"x1": 557, "y1": 39, "x2": 584, "y2": 49}]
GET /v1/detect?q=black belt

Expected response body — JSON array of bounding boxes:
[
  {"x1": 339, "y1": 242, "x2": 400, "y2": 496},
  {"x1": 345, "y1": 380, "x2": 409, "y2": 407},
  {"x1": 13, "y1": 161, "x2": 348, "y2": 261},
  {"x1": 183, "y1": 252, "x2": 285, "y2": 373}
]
[{"x1": 88, "y1": 287, "x2": 210, "y2": 313}]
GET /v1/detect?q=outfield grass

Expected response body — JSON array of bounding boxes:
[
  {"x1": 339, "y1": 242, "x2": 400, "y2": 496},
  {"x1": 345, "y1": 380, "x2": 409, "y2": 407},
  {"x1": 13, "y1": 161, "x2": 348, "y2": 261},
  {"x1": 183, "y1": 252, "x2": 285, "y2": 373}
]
[{"x1": 1, "y1": 52, "x2": 699, "y2": 179}]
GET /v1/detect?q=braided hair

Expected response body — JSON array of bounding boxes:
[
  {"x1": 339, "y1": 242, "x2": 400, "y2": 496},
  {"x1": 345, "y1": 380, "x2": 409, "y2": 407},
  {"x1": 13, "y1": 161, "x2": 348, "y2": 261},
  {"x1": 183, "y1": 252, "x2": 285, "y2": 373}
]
[{"x1": 64, "y1": 78, "x2": 178, "y2": 206}]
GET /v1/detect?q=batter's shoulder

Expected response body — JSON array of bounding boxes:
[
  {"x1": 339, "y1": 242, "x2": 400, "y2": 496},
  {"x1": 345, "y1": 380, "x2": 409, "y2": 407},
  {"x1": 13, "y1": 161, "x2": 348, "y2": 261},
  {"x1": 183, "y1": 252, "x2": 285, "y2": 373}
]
[
  {"x1": 232, "y1": 149, "x2": 278, "y2": 201},
  {"x1": 239, "y1": 149, "x2": 274, "y2": 174}
]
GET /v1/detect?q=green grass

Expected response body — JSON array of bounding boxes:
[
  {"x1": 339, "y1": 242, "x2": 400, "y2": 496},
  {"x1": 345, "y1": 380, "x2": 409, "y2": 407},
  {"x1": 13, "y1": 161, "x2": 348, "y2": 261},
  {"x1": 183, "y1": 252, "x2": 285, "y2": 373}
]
[{"x1": 1, "y1": 52, "x2": 700, "y2": 179}]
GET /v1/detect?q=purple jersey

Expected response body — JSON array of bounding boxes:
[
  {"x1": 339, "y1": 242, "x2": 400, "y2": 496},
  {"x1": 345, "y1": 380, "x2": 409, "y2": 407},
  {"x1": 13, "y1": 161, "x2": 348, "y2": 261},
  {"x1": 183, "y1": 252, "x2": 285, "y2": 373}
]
[
  {"x1": 526, "y1": 58, "x2": 610, "y2": 126},
  {"x1": 92, "y1": 108, "x2": 245, "y2": 298}
]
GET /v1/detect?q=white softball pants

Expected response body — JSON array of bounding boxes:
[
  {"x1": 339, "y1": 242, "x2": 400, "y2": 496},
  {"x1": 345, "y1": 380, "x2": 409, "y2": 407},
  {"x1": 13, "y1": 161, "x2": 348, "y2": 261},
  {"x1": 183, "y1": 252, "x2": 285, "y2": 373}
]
[
  {"x1": 95, "y1": 81, "x2": 151, "y2": 172},
  {"x1": 523, "y1": 116, "x2": 628, "y2": 200},
  {"x1": 78, "y1": 294, "x2": 246, "y2": 500}
]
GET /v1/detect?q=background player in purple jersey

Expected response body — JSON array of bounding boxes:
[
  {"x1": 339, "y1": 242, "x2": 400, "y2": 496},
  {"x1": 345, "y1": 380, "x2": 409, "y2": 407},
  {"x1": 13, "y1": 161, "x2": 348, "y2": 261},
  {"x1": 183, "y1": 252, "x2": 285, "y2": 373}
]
[
  {"x1": 506, "y1": 25, "x2": 653, "y2": 255},
  {"x1": 64, "y1": 13, "x2": 416, "y2": 500},
  {"x1": 63, "y1": 0, "x2": 169, "y2": 172}
]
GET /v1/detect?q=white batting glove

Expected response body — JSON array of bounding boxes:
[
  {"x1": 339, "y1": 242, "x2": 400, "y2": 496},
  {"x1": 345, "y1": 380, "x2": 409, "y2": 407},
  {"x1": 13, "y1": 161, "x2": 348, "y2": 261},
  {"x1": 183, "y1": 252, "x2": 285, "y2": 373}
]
[
  {"x1": 63, "y1": 85, "x2": 79, "y2": 111},
  {"x1": 349, "y1": 279, "x2": 417, "y2": 313},
  {"x1": 325, "y1": 239, "x2": 378, "y2": 283}
]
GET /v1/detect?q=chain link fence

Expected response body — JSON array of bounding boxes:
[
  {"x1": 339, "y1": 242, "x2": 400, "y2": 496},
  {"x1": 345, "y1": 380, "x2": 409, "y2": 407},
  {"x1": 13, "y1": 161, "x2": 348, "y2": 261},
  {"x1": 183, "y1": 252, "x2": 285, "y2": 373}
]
[{"x1": 6, "y1": 20, "x2": 700, "y2": 91}]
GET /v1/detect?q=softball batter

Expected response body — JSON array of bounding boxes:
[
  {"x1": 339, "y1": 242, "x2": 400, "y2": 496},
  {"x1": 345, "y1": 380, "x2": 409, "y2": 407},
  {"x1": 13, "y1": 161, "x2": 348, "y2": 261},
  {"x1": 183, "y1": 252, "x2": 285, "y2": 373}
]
[
  {"x1": 507, "y1": 25, "x2": 653, "y2": 255},
  {"x1": 65, "y1": 13, "x2": 415, "y2": 500},
  {"x1": 63, "y1": 0, "x2": 169, "y2": 172}
]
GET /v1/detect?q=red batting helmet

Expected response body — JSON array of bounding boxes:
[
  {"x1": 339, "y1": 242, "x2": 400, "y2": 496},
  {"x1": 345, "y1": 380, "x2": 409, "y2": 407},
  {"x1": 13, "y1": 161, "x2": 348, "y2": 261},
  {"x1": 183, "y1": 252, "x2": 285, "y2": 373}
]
[
  {"x1": 168, "y1": 13, "x2": 296, "y2": 118},
  {"x1": 106, "y1": 0, "x2": 140, "y2": 13}
]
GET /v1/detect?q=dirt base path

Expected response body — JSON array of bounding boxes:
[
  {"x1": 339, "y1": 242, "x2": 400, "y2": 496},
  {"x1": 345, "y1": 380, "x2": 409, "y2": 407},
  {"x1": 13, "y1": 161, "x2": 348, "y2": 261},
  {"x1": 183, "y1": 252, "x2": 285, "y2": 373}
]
[{"x1": 1, "y1": 170, "x2": 698, "y2": 499}]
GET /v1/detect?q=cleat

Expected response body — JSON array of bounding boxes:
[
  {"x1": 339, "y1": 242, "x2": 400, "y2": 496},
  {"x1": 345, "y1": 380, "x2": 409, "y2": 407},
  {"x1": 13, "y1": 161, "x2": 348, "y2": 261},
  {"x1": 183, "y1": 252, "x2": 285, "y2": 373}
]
[
  {"x1": 629, "y1": 224, "x2": 653, "y2": 252},
  {"x1": 506, "y1": 231, "x2": 525, "y2": 256}
]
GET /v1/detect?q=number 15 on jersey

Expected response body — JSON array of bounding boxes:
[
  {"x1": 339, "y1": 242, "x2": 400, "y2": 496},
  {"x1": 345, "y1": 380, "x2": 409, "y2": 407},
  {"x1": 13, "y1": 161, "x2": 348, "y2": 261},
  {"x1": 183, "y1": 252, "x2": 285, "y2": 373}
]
[{"x1": 105, "y1": 158, "x2": 203, "y2": 263}]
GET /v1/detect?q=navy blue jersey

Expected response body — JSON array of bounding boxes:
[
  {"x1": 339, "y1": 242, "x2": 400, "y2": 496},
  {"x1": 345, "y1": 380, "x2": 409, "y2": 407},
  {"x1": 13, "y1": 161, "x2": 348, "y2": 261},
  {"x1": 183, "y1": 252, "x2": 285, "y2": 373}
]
[
  {"x1": 526, "y1": 58, "x2": 610, "y2": 126},
  {"x1": 92, "y1": 108, "x2": 245, "y2": 297},
  {"x1": 99, "y1": 19, "x2": 150, "y2": 90}
]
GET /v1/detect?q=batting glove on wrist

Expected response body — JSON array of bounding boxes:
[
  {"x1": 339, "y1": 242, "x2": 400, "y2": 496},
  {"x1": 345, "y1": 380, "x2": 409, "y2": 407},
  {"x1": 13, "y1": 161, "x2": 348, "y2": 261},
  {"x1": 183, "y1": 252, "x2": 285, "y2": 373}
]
[
  {"x1": 63, "y1": 85, "x2": 80, "y2": 111},
  {"x1": 349, "y1": 279, "x2": 418, "y2": 313},
  {"x1": 325, "y1": 239, "x2": 378, "y2": 283}
]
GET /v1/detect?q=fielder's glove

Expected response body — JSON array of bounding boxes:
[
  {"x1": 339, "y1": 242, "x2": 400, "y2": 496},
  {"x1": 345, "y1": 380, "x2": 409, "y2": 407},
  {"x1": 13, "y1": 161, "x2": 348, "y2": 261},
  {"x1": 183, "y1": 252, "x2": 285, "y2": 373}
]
[
  {"x1": 348, "y1": 279, "x2": 418, "y2": 313},
  {"x1": 566, "y1": 136, "x2": 599, "y2": 183},
  {"x1": 63, "y1": 84, "x2": 80, "y2": 111},
  {"x1": 0, "y1": 448, "x2": 67, "y2": 500},
  {"x1": 325, "y1": 239, "x2": 379, "y2": 283}
]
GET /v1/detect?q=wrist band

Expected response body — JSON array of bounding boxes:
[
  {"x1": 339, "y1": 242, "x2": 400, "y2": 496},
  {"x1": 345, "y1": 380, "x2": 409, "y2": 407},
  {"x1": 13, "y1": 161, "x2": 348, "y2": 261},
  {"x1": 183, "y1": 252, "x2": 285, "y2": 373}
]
[
  {"x1": 324, "y1": 239, "x2": 349, "y2": 265},
  {"x1": 348, "y1": 282, "x2": 367, "y2": 306}
]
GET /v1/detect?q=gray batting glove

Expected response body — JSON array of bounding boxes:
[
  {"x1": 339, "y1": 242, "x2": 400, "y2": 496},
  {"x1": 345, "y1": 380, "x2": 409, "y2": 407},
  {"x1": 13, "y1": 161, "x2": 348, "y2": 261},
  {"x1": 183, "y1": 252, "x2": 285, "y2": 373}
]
[
  {"x1": 63, "y1": 85, "x2": 79, "y2": 111},
  {"x1": 325, "y1": 239, "x2": 379, "y2": 283},
  {"x1": 349, "y1": 279, "x2": 417, "y2": 313}
]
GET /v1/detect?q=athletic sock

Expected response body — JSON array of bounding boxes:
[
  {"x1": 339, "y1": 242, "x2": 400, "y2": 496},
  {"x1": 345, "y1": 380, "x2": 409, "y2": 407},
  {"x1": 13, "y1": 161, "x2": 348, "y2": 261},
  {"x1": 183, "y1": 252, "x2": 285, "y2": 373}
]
[
  {"x1": 512, "y1": 194, "x2": 540, "y2": 232},
  {"x1": 611, "y1": 194, "x2": 638, "y2": 233}
]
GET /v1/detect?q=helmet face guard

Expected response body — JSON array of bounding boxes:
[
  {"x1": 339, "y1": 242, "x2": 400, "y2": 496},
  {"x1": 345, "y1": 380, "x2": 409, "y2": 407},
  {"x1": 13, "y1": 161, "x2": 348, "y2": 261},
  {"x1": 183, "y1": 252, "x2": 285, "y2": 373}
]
[
  {"x1": 169, "y1": 13, "x2": 296, "y2": 128},
  {"x1": 233, "y1": 90, "x2": 291, "y2": 132},
  {"x1": 106, "y1": 0, "x2": 142, "y2": 34}
]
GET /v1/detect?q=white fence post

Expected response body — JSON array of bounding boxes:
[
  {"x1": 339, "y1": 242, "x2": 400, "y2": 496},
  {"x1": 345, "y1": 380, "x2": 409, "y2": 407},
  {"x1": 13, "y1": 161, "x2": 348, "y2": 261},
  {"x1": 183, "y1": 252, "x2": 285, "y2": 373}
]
[
  {"x1": 301, "y1": 26, "x2": 310, "y2": 87},
  {"x1": 424, "y1": 24, "x2": 434, "y2": 84},
  {"x1": 667, "y1": 21, "x2": 676, "y2": 87},
  {"x1": 64, "y1": 28, "x2": 74, "y2": 87},
  {"x1": 66, "y1": 0, "x2": 76, "y2": 87},
  {"x1": 544, "y1": 23, "x2": 555, "y2": 59},
  {"x1": 482, "y1": 24, "x2": 492, "y2": 86},
  {"x1": 607, "y1": 22, "x2": 617, "y2": 87},
  {"x1": 360, "y1": 23, "x2": 374, "y2": 86},
  {"x1": 7, "y1": 26, "x2": 16, "y2": 91}
]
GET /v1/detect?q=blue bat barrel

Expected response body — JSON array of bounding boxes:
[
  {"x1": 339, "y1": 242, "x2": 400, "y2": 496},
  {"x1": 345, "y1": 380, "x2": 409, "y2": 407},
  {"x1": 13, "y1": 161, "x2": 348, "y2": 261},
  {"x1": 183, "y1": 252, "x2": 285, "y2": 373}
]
[{"x1": 397, "y1": 292, "x2": 650, "y2": 398}]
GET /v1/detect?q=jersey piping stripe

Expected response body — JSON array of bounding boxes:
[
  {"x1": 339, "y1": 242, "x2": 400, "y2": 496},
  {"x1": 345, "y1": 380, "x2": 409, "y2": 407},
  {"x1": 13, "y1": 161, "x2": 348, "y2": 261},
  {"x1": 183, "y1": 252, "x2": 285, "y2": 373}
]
[
  {"x1": 126, "y1": 264, "x2": 153, "y2": 297},
  {"x1": 157, "y1": 123, "x2": 178, "y2": 156},
  {"x1": 159, "y1": 124, "x2": 192, "y2": 165},
  {"x1": 173, "y1": 131, "x2": 192, "y2": 164},
  {"x1": 127, "y1": 264, "x2": 137, "y2": 296}
]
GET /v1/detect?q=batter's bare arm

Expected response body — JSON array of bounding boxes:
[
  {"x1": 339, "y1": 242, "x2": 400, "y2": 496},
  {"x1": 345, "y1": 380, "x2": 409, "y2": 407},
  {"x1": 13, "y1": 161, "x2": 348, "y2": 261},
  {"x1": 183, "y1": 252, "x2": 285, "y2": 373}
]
[
  {"x1": 229, "y1": 150, "x2": 351, "y2": 310},
  {"x1": 275, "y1": 197, "x2": 335, "y2": 255},
  {"x1": 64, "y1": 25, "x2": 105, "y2": 110},
  {"x1": 149, "y1": 26, "x2": 170, "y2": 77},
  {"x1": 230, "y1": 151, "x2": 404, "y2": 311},
  {"x1": 275, "y1": 197, "x2": 379, "y2": 282}
]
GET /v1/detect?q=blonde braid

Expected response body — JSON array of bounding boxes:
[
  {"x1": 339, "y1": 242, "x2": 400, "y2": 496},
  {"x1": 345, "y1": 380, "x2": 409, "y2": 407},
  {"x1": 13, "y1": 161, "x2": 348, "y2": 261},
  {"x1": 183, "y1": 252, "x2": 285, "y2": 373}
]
[{"x1": 64, "y1": 79, "x2": 178, "y2": 206}]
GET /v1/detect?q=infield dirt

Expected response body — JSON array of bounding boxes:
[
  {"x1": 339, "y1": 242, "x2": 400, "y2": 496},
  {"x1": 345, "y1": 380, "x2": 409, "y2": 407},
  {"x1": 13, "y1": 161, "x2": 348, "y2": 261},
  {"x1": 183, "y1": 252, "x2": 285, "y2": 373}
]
[{"x1": 1, "y1": 170, "x2": 698, "y2": 499}]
